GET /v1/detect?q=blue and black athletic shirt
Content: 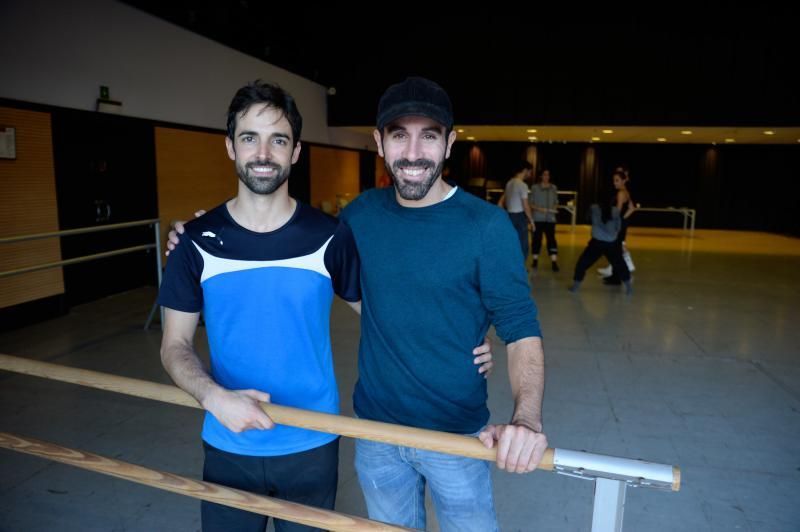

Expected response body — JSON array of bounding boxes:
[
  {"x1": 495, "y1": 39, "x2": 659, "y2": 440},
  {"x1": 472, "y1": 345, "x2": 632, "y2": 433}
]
[{"x1": 158, "y1": 201, "x2": 360, "y2": 456}]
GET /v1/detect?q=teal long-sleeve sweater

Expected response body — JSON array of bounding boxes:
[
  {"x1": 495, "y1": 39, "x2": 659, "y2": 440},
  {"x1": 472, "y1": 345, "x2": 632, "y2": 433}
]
[{"x1": 340, "y1": 187, "x2": 541, "y2": 434}]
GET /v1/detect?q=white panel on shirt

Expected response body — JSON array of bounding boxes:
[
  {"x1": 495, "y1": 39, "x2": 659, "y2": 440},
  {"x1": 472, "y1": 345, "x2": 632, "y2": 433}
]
[{"x1": 192, "y1": 235, "x2": 334, "y2": 284}]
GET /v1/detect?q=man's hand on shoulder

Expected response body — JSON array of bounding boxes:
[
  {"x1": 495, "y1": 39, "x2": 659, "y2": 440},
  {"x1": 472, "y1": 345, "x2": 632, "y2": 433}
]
[{"x1": 165, "y1": 210, "x2": 206, "y2": 256}]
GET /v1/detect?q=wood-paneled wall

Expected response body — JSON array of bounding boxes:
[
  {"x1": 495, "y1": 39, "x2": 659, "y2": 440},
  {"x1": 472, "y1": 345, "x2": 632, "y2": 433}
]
[
  {"x1": 2, "y1": 116, "x2": 371, "y2": 313},
  {"x1": 0, "y1": 107, "x2": 64, "y2": 309},
  {"x1": 374, "y1": 155, "x2": 386, "y2": 188},
  {"x1": 155, "y1": 127, "x2": 236, "y2": 254},
  {"x1": 309, "y1": 146, "x2": 360, "y2": 214}
]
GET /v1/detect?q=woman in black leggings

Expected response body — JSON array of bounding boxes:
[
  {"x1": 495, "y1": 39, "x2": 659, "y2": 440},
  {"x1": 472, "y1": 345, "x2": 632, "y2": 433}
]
[
  {"x1": 602, "y1": 169, "x2": 636, "y2": 284},
  {"x1": 570, "y1": 175, "x2": 632, "y2": 294}
]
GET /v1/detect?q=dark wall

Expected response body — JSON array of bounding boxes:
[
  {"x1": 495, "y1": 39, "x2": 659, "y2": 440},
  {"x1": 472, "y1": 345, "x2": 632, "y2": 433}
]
[
  {"x1": 324, "y1": 10, "x2": 799, "y2": 128},
  {"x1": 288, "y1": 145, "x2": 311, "y2": 204},
  {"x1": 123, "y1": 3, "x2": 798, "y2": 128},
  {"x1": 448, "y1": 141, "x2": 800, "y2": 236},
  {"x1": 51, "y1": 108, "x2": 160, "y2": 306}
]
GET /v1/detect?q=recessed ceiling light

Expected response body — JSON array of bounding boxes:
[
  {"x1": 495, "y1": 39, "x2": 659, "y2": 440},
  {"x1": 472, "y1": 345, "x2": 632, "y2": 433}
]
[
  {"x1": 724, "y1": 138, "x2": 735, "y2": 143},
  {"x1": 457, "y1": 129, "x2": 465, "y2": 133},
  {"x1": 657, "y1": 138, "x2": 667, "y2": 142},
  {"x1": 528, "y1": 136, "x2": 537, "y2": 141},
  {"x1": 602, "y1": 129, "x2": 614, "y2": 134},
  {"x1": 466, "y1": 136, "x2": 475, "y2": 141},
  {"x1": 526, "y1": 129, "x2": 537, "y2": 133},
  {"x1": 763, "y1": 130, "x2": 775, "y2": 135},
  {"x1": 681, "y1": 130, "x2": 693, "y2": 135},
  {"x1": 591, "y1": 137, "x2": 601, "y2": 141}
]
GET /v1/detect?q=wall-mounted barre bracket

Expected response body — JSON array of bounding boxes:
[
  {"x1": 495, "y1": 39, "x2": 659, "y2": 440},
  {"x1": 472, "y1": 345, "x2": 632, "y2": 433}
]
[{"x1": 553, "y1": 448, "x2": 679, "y2": 491}]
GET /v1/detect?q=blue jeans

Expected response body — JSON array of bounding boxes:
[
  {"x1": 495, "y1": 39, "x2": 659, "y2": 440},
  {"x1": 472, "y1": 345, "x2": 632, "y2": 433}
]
[{"x1": 355, "y1": 437, "x2": 498, "y2": 532}]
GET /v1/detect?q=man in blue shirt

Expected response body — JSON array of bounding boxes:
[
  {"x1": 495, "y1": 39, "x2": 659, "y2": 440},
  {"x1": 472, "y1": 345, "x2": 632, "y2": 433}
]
[
  {"x1": 340, "y1": 77, "x2": 548, "y2": 531},
  {"x1": 158, "y1": 81, "x2": 363, "y2": 532}
]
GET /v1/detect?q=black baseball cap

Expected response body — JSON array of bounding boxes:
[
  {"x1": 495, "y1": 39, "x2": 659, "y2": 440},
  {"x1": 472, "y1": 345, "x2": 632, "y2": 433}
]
[{"x1": 376, "y1": 77, "x2": 454, "y2": 131}]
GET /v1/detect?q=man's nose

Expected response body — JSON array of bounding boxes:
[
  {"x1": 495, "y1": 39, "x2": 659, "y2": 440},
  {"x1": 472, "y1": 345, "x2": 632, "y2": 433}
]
[
  {"x1": 403, "y1": 139, "x2": 421, "y2": 160},
  {"x1": 257, "y1": 141, "x2": 271, "y2": 160}
]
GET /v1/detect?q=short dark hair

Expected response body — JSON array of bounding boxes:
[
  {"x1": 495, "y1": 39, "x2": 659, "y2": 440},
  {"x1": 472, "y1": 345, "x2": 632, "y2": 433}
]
[
  {"x1": 226, "y1": 81, "x2": 302, "y2": 146},
  {"x1": 515, "y1": 161, "x2": 534, "y2": 175}
]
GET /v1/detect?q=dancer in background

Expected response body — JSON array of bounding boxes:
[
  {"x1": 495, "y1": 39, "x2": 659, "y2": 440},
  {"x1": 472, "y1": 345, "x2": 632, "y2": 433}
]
[
  {"x1": 498, "y1": 161, "x2": 535, "y2": 263},
  {"x1": 530, "y1": 169, "x2": 559, "y2": 272},
  {"x1": 598, "y1": 167, "x2": 636, "y2": 281},
  {"x1": 571, "y1": 173, "x2": 632, "y2": 294}
]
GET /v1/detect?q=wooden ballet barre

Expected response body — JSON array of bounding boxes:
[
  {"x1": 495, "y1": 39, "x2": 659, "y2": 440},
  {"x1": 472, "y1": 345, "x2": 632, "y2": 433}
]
[
  {"x1": 0, "y1": 431, "x2": 411, "y2": 532},
  {"x1": 0, "y1": 353, "x2": 679, "y2": 492},
  {"x1": 0, "y1": 353, "x2": 510, "y2": 463}
]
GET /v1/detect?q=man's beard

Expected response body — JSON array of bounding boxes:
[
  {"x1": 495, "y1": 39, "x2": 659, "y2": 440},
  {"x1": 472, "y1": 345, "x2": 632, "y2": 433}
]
[
  {"x1": 236, "y1": 159, "x2": 291, "y2": 195},
  {"x1": 387, "y1": 158, "x2": 444, "y2": 200}
]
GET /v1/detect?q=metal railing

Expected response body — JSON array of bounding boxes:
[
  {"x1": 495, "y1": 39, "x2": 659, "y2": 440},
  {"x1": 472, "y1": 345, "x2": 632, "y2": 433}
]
[
  {"x1": 1, "y1": 219, "x2": 163, "y2": 324},
  {"x1": 632, "y1": 206, "x2": 697, "y2": 232},
  {"x1": 556, "y1": 190, "x2": 578, "y2": 228}
]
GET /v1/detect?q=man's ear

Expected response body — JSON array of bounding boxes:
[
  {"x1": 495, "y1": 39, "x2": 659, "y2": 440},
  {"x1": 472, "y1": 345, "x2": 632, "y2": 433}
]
[
  {"x1": 291, "y1": 141, "x2": 302, "y2": 164},
  {"x1": 373, "y1": 129, "x2": 385, "y2": 158},
  {"x1": 225, "y1": 137, "x2": 235, "y2": 161},
  {"x1": 445, "y1": 129, "x2": 457, "y2": 159}
]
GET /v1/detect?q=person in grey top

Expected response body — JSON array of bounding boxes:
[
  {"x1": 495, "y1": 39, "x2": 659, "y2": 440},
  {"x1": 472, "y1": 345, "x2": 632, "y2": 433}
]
[
  {"x1": 569, "y1": 200, "x2": 632, "y2": 294},
  {"x1": 529, "y1": 169, "x2": 560, "y2": 272},
  {"x1": 498, "y1": 161, "x2": 534, "y2": 262}
]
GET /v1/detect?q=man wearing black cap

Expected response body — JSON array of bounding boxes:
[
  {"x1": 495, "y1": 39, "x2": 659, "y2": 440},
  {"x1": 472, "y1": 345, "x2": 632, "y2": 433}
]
[{"x1": 339, "y1": 77, "x2": 547, "y2": 531}]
